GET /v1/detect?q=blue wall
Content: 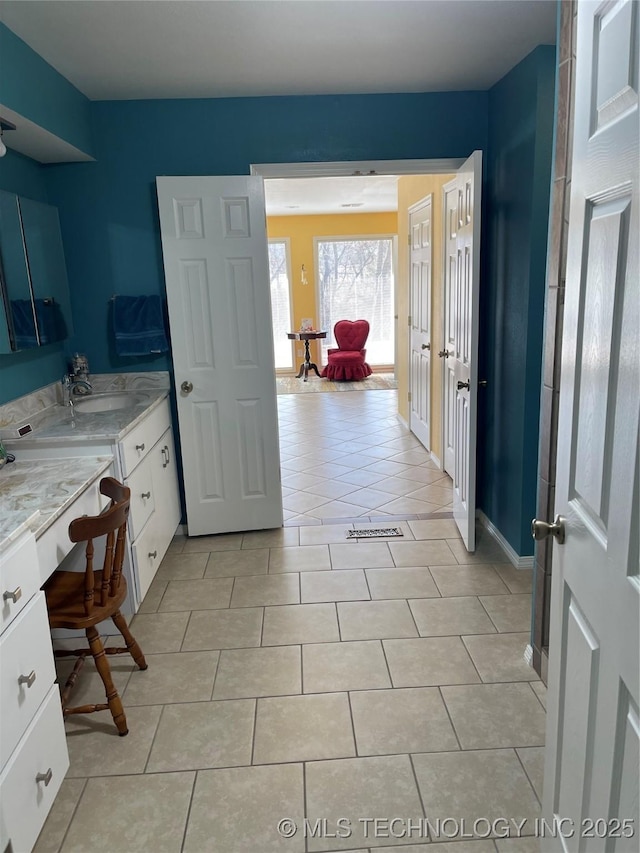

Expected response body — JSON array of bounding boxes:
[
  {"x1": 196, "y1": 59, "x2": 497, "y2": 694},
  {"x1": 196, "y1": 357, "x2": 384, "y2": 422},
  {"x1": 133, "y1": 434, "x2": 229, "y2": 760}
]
[
  {"x1": 478, "y1": 45, "x2": 556, "y2": 556},
  {"x1": 0, "y1": 150, "x2": 69, "y2": 400},
  {"x1": 42, "y1": 91, "x2": 488, "y2": 374}
]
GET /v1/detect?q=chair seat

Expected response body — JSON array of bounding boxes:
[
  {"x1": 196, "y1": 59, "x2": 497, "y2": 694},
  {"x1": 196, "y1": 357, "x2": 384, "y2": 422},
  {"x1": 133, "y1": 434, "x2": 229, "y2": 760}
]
[
  {"x1": 325, "y1": 350, "x2": 365, "y2": 363},
  {"x1": 45, "y1": 570, "x2": 128, "y2": 630}
]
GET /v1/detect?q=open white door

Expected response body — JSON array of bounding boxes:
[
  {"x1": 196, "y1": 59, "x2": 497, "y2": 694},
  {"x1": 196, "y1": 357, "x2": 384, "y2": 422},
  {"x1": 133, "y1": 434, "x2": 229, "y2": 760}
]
[
  {"x1": 451, "y1": 151, "x2": 482, "y2": 550},
  {"x1": 409, "y1": 195, "x2": 432, "y2": 450},
  {"x1": 441, "y1": 178, "x2": 458, "y2": 478},
  {"x1": 157, "y1": 176, "x2": 283, "y2": 536},
  {"x1": 542, "y1": 1, "x2": 639, "y2": 847}
]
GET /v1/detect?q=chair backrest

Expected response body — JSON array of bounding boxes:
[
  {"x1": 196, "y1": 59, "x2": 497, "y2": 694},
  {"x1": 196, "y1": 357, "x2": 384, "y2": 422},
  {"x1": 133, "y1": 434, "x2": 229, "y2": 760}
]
[
  {"x1": 334, "y1": 319, "x2": 370, "y2": 351},
  {"x1": 68, "y1": 477, "x2": 131, "y2": 616}
]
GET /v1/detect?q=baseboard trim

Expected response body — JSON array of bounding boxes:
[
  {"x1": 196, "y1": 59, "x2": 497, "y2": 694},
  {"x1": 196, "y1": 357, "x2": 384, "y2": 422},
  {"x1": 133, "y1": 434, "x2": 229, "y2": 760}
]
[
  {"x1": 430, "y1": 451, "x2": 442, "y2": 469},
  {"x1": 396, "y1": 412, "x2": 409, "y2": 429},
  {"x1": 476, "y1": 510, "x2": 535, "y2": 570}
]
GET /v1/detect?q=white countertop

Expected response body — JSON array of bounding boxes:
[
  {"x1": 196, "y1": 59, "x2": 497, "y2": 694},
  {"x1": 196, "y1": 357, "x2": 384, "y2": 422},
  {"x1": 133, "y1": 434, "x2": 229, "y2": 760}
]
[
  {"x1": 4, "y1": 390, "x2": 169, "y2": 446},
  {"x1": 0, "y1": 456, "x2": 114, "y2": 550}
]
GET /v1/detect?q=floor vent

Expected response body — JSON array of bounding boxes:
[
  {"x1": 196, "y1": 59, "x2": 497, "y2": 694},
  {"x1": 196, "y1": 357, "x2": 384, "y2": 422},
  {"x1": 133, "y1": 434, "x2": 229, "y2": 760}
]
[{"x1": 346, "y1": 527, "x2": 404, "y2": 539}]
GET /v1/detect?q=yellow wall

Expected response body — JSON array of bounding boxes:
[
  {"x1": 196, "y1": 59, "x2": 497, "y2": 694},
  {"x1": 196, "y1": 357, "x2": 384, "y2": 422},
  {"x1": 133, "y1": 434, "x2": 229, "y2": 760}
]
[
  {"x1": 267, "y1": 212, "x2": 398, "y2": 367},
  {"x1": 397, "y1": 174, "x2": 455, "y2": 461}
]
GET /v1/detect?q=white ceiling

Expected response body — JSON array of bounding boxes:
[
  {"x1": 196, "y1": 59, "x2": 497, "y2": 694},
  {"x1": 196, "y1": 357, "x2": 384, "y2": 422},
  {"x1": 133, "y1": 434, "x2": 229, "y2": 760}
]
[
  {"x1": 264, "y1": 175, "x2": 400, "y2": 216},
  {"x1": 0, "y1": 1, "x2": 556, "y2": 101}
]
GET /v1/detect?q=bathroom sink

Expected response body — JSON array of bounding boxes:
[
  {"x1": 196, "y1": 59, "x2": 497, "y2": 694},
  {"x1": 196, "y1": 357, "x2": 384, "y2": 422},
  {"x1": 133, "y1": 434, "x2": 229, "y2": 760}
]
[{"x1": 72, "y1": 392, "x2": 150, "y2": 414}]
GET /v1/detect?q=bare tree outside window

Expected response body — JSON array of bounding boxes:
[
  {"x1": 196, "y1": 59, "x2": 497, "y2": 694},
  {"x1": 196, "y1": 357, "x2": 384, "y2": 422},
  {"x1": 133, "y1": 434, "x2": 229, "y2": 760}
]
[
  {"x1": 268, "y1": 240, "x2": 293, "y2": 369},
  {"x1": 316, "y1": 237, "x2": 395, "y2": 365}
]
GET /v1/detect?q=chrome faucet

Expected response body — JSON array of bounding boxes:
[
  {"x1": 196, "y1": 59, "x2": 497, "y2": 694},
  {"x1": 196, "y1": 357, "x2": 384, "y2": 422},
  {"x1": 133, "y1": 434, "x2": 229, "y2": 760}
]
[{"x1": 62, "y1": 373, "x2": 93, "y2": 406}]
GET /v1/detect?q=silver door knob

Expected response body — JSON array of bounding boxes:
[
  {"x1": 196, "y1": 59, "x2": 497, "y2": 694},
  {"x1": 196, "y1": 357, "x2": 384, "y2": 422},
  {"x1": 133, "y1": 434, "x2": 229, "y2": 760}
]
[
  {"x1": 181, "y1": 381, "x2": 193, "y2": 394},
  {"x1": 531, "y1": 515, "x2": 566, "y2": 545},
  {"x1": 421, "y1": 343, "x2": 430, "y2": 350},
  {"x1": 438, "y1": 350, "x2": 450, "y2": 358},
  {"x1": 457, "y1": 380, "x2": 470, "y2": 390}
]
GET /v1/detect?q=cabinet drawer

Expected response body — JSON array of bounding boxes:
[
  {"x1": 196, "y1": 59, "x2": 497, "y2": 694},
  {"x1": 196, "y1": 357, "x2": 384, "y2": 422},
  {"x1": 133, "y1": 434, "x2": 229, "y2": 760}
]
[
  {"x1": 131, "y1": 521, "x2": 162, "y2": 605},
  {"x1": 1, "y1": 531, "x2": 39, "y2": 635},
  {"x1": 36, "y1": 463, "x2": 115, "y2": 587},
  {"x1": 0, "y1": 684, "x2": 69, "y2": 853},
  {"x1": 119, "y1": 398, "x2": 171, "y2": 477},
  {"x1": 125, "y1": 455, "x2": 155, "y2": 540},
  {"x1": 0, "y1": 592, "x2": 57, "y2": 769}
]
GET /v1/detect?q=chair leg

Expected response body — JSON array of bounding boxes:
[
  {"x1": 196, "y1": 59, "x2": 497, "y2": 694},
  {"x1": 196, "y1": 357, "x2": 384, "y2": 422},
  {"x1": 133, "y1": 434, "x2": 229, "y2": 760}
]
[
  {"x1": 86, "y1": 626, "x2": 128, "y2": 736},
  {"x1": 112, "y1": 610, "x2": 148, "y2": 670}
]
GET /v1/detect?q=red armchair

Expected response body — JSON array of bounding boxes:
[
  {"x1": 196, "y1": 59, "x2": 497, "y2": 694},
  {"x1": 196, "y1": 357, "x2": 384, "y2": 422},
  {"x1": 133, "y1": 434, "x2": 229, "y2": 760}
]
[{"x1": 321, "y1": 319, "x2": 373, "y2": 381}]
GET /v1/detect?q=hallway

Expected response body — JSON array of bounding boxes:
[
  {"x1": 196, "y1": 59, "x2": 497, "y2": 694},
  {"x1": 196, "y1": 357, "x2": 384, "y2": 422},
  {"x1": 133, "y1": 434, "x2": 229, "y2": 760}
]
[
  {"x1": 37, "y1": 511, "x2": 543, "y2": 851},
  {"x1": 278, "y1": 390, "x2": 454, "y2": 525}
]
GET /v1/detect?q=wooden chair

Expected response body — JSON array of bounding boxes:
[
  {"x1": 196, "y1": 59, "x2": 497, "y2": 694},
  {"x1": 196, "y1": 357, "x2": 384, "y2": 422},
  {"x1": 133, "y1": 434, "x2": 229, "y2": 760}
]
[{"x1": 44, "y1": 477, "x2": 147, "y2": 736}]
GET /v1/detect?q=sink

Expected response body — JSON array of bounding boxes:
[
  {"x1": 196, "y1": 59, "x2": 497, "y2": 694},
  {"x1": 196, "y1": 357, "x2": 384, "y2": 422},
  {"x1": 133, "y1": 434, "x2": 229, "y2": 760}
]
[{"x1": 72, "y1": 392, "x2": 150, "y2": 414}]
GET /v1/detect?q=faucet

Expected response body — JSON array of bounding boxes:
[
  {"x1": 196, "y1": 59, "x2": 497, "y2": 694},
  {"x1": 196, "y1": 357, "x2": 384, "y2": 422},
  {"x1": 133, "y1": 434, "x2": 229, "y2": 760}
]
[{"x1": 62, "y1": 373, "x2": 93, "y2": 406}]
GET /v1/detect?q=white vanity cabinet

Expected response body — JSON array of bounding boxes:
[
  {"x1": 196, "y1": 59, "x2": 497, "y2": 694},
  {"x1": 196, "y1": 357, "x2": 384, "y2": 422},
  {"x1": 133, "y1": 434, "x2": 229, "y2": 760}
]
[
  {"x1": 0, "y1": 530, "x2": 69, "y2": 853},
  {"x1": 118, "y1": 400, "x2": 181, "y2": 604}
]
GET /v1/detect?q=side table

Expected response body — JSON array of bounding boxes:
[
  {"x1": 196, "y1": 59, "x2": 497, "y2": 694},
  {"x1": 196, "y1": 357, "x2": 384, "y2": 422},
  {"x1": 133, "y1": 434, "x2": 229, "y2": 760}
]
[{"x1": 287, "y1": 331, "x2": 327, "y2": 381}]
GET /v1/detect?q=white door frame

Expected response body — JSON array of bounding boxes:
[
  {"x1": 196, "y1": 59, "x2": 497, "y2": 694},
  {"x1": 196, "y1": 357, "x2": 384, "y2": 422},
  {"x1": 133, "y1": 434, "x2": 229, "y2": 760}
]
[
  {"x1": 407, "y1": 194, "x2": 433, "y2": 451},
  {"x1": 251, "y1": 159, "x2": 465, "y2": 178}
]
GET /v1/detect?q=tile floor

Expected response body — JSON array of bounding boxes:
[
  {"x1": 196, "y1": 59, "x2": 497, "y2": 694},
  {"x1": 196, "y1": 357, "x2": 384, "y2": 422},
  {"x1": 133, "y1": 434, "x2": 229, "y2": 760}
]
[
  {"x1": 36, "y1": 389, "x2": 544, "y2": 853},
  {"x1": 37, "y1": 521, "x2": 543, "y2": 853},
  {"x1": 277, "y1": 390, "x2": 454, "y2": 525}
]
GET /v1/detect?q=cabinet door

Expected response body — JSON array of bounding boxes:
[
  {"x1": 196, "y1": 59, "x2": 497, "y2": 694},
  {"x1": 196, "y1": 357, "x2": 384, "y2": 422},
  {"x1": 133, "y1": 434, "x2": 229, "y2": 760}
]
[
  {"x1": 0, "y1": 190, "x2": 36, "y2": 352},
  {"x1": 18, "y1": 197, "x2": 73, "y2": 345},
  {"x1": 151, "y1": 426, "x2": 181, "y2": 556}
]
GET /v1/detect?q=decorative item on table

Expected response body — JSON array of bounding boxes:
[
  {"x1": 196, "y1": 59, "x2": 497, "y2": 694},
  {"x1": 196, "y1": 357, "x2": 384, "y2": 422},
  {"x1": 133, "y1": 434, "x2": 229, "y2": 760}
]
[
  {"x1": 300, "y1": 318, "x2": 315, "y2": 332},
  {"x1": 112, "y1": 294, "x2": 169, "y2": 356}
]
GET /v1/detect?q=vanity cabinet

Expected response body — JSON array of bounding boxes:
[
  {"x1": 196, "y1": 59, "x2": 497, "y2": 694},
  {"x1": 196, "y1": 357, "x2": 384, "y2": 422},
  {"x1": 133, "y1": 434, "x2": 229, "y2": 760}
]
[
  {"x1": 0, "y1": 190, "x2": 74, "y2": 353},
  {"x1": 0, "y1": 530, "x2": 69, "y2": 853},
  {"x1": 119, "y1": 401, "x2": 181, "y2": 604}
]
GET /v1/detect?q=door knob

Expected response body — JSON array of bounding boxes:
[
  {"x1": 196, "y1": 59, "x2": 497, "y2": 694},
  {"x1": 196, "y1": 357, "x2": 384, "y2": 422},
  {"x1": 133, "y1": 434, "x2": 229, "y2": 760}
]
[
  {"x1": 438, "y1": 350, "x2": 450, "y2": 358},
  {"x1": 421, "y1": 343, "x2": 430, "y2": 350},
  {"x1": 181, "y1": 381, "x2": 193, "y2": 394},
  {"x1": 457, "y1": 380, "x2": 470, "y2": 390},
  {"x1": 531, "y1": 515, "x2": 566, "y2": 545}
]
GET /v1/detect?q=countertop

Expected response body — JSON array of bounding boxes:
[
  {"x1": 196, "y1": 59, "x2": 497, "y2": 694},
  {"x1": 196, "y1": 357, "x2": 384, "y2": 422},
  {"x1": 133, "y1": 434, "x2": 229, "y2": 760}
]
[
  {"x1": 4, "y1": 390, "x2": 169, "y2": 446},
  {"x1": 0, "y1": 456, "x2": 114, "y2": 551}
]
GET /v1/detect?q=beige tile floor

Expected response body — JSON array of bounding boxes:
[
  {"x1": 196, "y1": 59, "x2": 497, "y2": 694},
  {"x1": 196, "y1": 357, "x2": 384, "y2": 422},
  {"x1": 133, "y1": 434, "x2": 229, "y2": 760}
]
[
  {"x1": 277, "y1": 390, "x2": 454, "y2": 524},
  {"x1": 36, "y1": 390, "x2": 544, "y2": 853},
  {"x1": 37, "y1": 519, "x2": 544, "y2": 853}
]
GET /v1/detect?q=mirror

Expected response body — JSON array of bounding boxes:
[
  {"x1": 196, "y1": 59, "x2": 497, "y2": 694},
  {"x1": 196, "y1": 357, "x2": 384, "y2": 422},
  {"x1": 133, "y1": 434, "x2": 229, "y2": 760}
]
[
  {"x1": 0, "y1": 190, "x2": 37, "y2": 352},
  {"x1": 0, "y1": 191, "x2": 73, "y2": 352}
]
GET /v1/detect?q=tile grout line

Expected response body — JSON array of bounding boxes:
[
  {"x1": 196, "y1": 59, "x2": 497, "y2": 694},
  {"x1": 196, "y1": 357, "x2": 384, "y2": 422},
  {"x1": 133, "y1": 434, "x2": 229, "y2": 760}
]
[
  {"x1": 54, "y1": 777, "x2": 89, "y2": 853},
  {"x1": 438, "y1": 685, "x2": 464, "y2": 751},
  {"x1": 179, "y1": 770, "x2": 198, "y2": 853}
]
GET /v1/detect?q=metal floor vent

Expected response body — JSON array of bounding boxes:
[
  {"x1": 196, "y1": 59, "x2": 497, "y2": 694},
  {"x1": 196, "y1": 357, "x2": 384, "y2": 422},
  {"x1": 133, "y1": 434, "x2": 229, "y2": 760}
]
[{"x1": 346, "y1": 527, "x2": 404, "y2": 539}]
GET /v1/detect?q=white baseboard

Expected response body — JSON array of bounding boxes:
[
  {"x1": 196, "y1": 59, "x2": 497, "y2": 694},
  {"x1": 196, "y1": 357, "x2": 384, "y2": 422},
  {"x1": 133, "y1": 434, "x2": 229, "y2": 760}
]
[
  {"x1": 476, "y1": 510, "x2": 535, "y2": 570},
  {"x1": 430, "y1": 451, "x2": 442, "y2": 469},
  {"x1": 396, "y1": 412, "x2": 409, "y2": 429}
]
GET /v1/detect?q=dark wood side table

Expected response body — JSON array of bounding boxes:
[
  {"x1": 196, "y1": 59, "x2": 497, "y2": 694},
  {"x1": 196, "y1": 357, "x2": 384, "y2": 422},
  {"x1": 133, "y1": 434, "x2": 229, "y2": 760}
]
[{"x1": 287, "y1": 331, "x2": 327, "y2": 381}]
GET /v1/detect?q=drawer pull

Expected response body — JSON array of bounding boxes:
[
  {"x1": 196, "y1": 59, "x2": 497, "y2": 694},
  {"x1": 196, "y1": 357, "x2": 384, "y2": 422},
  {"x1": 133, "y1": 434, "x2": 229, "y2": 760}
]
[
  {"x1": 36, "y1": 768, "x2": 53, "y2": 786},
  {"x1": 3, "y1": 587, "x2": 22, "y2": 604},
  {"x1": 161, "y1": 445, "x2": 170, "y2": 468},
  {"x1": 135, "y1": 443, "x2": 146, "y2": 452},
  {"x1": 141, "y1": 491, "x2": 151, "y2": 500},
  {"x1": 18, "y1": 670, "x2": 37, "y2": 688},
  {"x1": 148, "y1": 550, "x2": 158, "y2": 559}
]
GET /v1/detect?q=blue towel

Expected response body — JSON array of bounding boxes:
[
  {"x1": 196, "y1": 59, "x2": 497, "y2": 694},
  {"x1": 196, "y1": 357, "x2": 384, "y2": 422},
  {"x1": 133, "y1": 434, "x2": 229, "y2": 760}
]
[
  {"x1": 10, "y1": 299, "x2": 38, "y2": 348},
  {"x1": 113, "y1": 295, "x2": 169, "y2": 356}
]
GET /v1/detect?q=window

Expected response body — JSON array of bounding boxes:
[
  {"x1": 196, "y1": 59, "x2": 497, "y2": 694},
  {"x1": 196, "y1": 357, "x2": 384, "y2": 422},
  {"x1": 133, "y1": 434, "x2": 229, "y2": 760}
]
[
  {"x1": 268, "y1": 239, "x2": 293, "y2": 370},
  {"x1": 316, "y1": 237, "x2": 395, "y2": 365}
]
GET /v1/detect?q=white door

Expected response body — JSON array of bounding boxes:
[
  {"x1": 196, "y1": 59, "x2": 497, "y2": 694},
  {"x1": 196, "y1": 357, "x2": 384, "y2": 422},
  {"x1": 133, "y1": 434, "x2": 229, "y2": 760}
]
[
  {"x1": 441, "y1": 179, "x2": 458, "y2": 478},
  {"x1": 543, "y1": 1, "x2": 639, "y2": 848},
  {"x1": 451, "y1": 152, "x2": 482, "y2": 550},
  {"x1": 409, "y1": 196, "x2": 432, "y2": 449},
  {"x1": 157, "y1": 176, "x2": 283, "y2": 536}
]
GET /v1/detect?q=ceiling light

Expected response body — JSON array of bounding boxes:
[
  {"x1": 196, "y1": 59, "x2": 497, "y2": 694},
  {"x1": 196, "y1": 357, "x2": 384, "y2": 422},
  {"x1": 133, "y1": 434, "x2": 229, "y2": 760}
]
[{"x1": 0, "y1": 117, "x2": 16, "y2": 158}]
